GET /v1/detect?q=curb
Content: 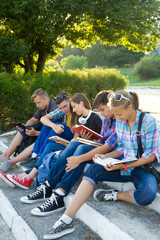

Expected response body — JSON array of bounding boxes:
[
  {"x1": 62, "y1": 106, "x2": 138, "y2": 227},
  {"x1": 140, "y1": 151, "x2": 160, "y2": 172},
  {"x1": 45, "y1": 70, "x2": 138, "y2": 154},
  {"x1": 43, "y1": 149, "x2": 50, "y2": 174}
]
[{"x1": 0, "y1": 189, "x2": 38, "y2": 240}]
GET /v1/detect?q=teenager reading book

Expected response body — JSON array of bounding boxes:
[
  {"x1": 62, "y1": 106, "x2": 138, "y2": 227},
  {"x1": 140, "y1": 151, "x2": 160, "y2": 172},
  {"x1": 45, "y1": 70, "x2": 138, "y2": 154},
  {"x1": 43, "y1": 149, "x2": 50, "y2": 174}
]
[
  {"x1": 0, "y1": 93, "x2": 102, "y2": 189},
  {"x1": 19, "y1": 90, "x2": 117, "y2": 219},
  {"x1": 42, "y1": 90, "x2": 160, "y2": 239}
]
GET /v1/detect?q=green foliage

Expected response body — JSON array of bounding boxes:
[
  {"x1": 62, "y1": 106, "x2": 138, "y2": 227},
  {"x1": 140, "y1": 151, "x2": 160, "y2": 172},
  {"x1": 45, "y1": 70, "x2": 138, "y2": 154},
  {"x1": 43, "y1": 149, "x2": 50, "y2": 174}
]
[
  {"x1": 60, "y1": 55, "x2": 88, "y2": 70},
  {"x1": 0, "y1": 69, "x2": 128, "y2": 131},
  {"x1": 57, "y1": 42, "x2": 144, "y2": 68},
  {"x1": 0, "y1": 0, "x2": 159, "y2": 72},
  {"x1": 134, "y1": 55, "x2": 160, "y2": 79},
  {"x1": 44, "y1": 59, "x2": 61, "y2": 72}
]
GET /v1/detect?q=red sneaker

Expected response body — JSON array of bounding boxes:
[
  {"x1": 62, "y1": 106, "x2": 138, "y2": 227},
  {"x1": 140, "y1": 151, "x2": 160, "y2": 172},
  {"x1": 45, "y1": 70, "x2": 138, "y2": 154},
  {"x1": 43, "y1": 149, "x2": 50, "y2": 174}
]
[
  {"x1": 8, "y1": 174, "x2": 33, "y2": 190},
  {"x1": 0, "y1": 173, "x2": 16, "y2": 188}
]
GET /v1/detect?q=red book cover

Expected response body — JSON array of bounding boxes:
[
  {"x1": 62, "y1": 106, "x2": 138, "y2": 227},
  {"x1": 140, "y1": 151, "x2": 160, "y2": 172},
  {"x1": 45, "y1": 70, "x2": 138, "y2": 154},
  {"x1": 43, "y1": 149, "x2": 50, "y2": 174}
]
[{"x1": 71, "y1": 125, "x2": 103, "y2": 140}]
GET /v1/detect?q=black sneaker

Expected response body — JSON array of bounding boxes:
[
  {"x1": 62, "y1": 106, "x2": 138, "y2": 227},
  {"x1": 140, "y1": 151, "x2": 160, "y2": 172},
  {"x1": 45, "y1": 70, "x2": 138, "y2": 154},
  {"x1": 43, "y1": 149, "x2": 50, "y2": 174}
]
[
  {"x1": 20, "y1": 183, "x2": 52, "y2": 204},
  {"x1": 93, "y1": 189, "x2": 119, "y2": 201},
  {"x1": 43, "y1": 219, "x2": 75, "y2": 239},
  {"x1": 31, "y1": 192, "x2": 65, "y2": 216},
  {"x1": 19, "y1": 156, "x2": 39, "y2": 169}
]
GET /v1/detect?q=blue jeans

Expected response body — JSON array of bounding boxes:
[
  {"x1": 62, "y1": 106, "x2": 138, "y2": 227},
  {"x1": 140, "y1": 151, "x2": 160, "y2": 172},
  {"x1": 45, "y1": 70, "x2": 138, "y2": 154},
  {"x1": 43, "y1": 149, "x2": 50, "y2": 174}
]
[
  {"x1": 84, "y1": 164, "x2": 157, "y2": 206},
  {"x1": 32, "y1": 120, "x2": 73, "y2": 157},
  {"x1": 47, "y1": 141, "x2": 95, "y2": 193}
]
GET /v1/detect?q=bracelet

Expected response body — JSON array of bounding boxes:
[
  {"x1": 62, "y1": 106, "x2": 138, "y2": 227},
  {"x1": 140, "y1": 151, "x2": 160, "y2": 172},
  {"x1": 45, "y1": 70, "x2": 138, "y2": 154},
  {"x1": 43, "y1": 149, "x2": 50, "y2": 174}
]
[{"x1": 124, "y1": 163, "x2": 127, "y2": 171}]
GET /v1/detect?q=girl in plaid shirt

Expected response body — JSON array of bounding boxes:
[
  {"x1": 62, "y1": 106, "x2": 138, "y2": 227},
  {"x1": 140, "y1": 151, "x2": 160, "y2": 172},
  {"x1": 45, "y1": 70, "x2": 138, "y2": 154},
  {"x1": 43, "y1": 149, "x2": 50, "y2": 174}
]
[{"x1": 43, "y1": 90, "x2": 160, "y2": 239}]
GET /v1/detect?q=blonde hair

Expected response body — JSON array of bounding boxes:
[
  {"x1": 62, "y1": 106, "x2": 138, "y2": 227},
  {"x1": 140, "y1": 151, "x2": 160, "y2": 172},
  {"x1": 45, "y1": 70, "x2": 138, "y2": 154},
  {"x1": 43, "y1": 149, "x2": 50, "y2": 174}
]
[
  {"x1": 109, "y1": 90, "x2": 139, "y2": 110},
  {"x1": 31, "y1": 88, "x2": 49, "y2": 101}
]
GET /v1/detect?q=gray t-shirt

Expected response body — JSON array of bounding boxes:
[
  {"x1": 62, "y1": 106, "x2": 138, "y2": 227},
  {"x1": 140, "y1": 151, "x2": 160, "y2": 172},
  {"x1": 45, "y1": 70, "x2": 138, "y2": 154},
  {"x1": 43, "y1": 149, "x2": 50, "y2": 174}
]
[{"x1": 33, "y1": 99, "x2": 57, "y2": 120}]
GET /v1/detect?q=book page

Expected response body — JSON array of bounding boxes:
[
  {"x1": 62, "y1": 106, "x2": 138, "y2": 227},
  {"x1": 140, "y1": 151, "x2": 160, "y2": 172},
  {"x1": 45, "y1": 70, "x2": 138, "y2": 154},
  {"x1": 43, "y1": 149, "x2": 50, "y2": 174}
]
[
  {"x1": 77, "y1": 137, "x2": 103, "y2": 147},
  {"x1": 94, "y1": 157, "x2": 138, "y2": 167},
  {"x1": 49, "y1": 136, "x2": 70, "y2": 144}
]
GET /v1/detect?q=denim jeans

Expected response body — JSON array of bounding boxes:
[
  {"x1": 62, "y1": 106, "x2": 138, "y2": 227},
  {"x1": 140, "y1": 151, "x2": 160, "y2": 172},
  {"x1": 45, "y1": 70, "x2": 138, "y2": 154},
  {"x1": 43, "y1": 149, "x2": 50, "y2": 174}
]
[
  {"x1": 84, "y1": 164, "x2": 157, "y2": 206},
  {"x1": 32, "y1": 120, "x2": 73, "y2": 157},
  {"x1": 47, "y1": 141, "x2": 95, "y2": 193}
]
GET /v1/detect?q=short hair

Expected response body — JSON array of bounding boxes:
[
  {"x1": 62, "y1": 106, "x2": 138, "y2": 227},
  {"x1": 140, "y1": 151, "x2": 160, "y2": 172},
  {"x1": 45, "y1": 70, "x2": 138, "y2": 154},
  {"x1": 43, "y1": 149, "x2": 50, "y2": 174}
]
[
  {"x1": 92, "y1": 90, "x2": 114, "y2": 110},
  {"x1": 31, "y1": 88, "x2": 49, "y2": 101},
  {"x1": 54, "y1": 91, "x2": 70, "y2": 105}
]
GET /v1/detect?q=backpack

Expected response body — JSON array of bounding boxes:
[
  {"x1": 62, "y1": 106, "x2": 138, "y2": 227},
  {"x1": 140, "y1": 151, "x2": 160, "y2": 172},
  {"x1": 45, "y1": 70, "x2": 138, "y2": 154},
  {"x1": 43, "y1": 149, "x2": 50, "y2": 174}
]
[
  {"x1": 14, "y1": 123, "x2": 42, "y2": 156},
  {"x1": 137, "y1": 112, "x2": 160, "y2": 182}
]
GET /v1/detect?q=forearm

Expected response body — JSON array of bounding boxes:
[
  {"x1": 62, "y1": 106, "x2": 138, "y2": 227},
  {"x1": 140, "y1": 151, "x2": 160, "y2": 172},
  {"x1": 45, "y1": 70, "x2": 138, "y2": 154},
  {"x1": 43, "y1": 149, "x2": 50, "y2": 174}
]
[
  {"x1": 26, "y1": 118, "x2": 38, "y2": 125},
  {"x1": 126, "y1": 154, "x2": 156, "y2": 169},
  {"x1": 77, "y1": 143, "x2": 113, "y2": 163},
  {"x1": 40, "y1": 116, "x2": 56, "y2": 129}
]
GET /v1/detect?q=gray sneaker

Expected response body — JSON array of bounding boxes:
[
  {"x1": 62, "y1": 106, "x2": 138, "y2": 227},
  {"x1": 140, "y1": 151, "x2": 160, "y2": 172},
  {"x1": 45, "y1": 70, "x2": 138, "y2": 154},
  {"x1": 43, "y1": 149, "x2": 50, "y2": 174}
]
[
  {"x1": 43, "y1": 219, "x2": 75, "y2": 239},
  {"x1": 0, "y1": 161, "x2": 11, "y2": 172},
  {"x1": 93, "y1": 189, "x2": 119, "y2": 201}
]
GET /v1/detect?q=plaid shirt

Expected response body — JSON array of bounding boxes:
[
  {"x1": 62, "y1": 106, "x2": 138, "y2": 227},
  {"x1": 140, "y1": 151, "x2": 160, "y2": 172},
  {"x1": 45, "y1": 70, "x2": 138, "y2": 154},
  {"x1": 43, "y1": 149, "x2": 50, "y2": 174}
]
[
  {"x1": 116, "y1": 110, "x2": 160, "y2": 175},
  {"x1": 49, "y1": 108, "x2": 66, "y2": 124},
  {"x1": 100, "y1": 118, "x2": 117, "y2": 150}
]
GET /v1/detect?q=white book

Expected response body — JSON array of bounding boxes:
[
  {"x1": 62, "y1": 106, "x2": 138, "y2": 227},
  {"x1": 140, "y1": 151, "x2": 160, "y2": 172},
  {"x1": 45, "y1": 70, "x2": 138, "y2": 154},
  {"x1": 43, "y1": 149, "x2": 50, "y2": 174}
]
[{"x1": 94, "y1": 157, "x2": 138, "y2": 167}]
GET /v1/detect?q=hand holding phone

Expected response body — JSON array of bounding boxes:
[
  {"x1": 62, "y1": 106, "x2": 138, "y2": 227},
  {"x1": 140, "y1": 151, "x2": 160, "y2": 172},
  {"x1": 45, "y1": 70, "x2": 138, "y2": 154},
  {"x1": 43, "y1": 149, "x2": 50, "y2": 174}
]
[{"x1": 13, "y1": 122, "x2": 32, "y2": 130}]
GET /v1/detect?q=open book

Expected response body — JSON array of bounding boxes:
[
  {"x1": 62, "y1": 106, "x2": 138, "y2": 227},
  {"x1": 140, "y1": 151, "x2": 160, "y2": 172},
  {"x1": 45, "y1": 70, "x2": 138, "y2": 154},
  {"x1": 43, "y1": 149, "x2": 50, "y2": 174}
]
[
  {"x1": 71, "y1": 125, "x2": 103, "y2": 140},
  {"x1": 94, "y1": 157, "x2": 138, "y2": 167},
  {"x1": 49, "y1": 136, "x2": 70, "y2": 145},
  {"x1": 76, "y1": 137, "x2": 103, "y2": 147}
]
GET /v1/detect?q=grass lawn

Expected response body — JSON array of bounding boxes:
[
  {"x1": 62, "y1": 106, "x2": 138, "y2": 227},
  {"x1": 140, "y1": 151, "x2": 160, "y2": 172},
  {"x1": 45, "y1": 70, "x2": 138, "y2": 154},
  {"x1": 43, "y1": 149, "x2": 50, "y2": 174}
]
[{"x1": 118, "y1": 67, "x2": 160, "y2": 87}]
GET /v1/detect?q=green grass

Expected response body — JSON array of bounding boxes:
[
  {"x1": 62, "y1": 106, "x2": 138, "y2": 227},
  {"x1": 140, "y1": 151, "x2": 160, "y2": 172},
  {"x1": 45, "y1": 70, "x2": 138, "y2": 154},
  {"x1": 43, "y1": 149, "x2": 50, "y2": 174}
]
[{"x1": 118, "y1": 67, "x2": 160, "y2": 87}]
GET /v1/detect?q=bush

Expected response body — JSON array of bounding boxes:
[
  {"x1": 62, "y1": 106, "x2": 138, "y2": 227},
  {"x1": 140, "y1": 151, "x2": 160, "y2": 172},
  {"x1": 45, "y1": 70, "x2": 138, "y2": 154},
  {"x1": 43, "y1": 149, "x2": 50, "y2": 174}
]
[
  {"x1": 60, "y1": 55, "x2": 88, "y2": 70},
  {"x1": 0, "y1": 69, "x2": 128, "y2": 131},
  {"x1": 134, "y1": 55, "x2": 160, "y2": 79}
]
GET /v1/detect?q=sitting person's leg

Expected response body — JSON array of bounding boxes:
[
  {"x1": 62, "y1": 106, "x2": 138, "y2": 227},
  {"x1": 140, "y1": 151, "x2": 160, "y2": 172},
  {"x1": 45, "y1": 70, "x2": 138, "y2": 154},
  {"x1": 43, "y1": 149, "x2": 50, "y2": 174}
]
[
  {"x1": 42, "y1": 163, "x2": 133, "y2": 239},
  {"x1": 37, "y1": 124, "x2": 73, "y2": 157},
  {"x1": 0, "y1": 143, "x2": 34, "y2": 172},
  {"x1": 0, "y1": 131, "x2": 24, "y2": 160}
]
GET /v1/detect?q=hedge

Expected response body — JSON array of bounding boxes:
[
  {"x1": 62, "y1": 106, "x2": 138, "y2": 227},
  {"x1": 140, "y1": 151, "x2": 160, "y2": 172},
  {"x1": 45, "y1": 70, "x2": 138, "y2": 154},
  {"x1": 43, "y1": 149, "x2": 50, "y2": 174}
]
[
  {"x1": 0, "y1": 68, "x2": 128, "y2": 132},
  {"x1": 134, "y1": 55, "x2": 160, "y2": 79}
]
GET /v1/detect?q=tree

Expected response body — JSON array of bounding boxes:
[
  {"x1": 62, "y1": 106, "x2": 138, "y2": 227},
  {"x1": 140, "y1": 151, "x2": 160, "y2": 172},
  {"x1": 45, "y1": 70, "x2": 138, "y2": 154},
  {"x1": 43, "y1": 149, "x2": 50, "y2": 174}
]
[{"x1": 0, "y1": 0, "x2": 159, "y2": 73}]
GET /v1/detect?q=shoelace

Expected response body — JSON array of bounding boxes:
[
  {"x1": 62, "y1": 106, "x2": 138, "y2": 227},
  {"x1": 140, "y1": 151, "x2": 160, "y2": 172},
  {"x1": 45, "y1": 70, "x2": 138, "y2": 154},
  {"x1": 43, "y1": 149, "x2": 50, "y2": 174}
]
[
  {"x1": 104, "y1": 192, "x2": 114, "y2": 201},
  {"x1": 29, "y1": 184, "x2": 46, "y2": 199},
  {"x1": 53, "y1": 219, "x2": 64, "y2": 230},
  {"x1": 39, "y1": 193, "x2": 58, "y2": 210}
]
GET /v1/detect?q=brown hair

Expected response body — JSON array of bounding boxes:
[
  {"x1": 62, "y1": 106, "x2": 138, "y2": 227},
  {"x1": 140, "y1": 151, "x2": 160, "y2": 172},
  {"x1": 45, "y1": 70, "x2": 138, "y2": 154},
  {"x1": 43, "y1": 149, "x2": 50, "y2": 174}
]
[
  {"x1": 54, "y1": 91, "x2": 70, "y2": 105},
  {"x1": 31, "y1": 88, "x2": 49, "y2": 101},
  {"x1": 109, "y1": 90, "x2": 140, "y2": 110},
  {"x1": 92, "y1": 90, "x2": 114, "y2": 110},
  {"x1": 70, "y1": 93, "x2": 91, "y2": 127}
]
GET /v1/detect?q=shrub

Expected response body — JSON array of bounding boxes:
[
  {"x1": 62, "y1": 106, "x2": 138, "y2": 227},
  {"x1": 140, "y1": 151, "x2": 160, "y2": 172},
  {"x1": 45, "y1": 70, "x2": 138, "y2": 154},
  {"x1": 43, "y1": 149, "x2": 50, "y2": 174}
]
[
  {"x1": 134, "y1": 55, "x2": 160, "y2": 79},
  {"x1": 60, "y1": 55, "x2": 88, "y2": 70},
  {"x1": 0, "y1": 69, "x2": 128, "y2": 131}
]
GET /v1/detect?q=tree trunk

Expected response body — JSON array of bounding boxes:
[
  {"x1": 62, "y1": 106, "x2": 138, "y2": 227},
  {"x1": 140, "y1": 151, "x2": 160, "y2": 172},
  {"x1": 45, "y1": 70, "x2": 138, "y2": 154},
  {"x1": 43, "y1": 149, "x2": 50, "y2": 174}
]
[
  {"x1": 24, "y1": 54, "x2": 34, "y2": 73},
  {"x1": 36, "y1": 51, "x2": 48, "y2": 72}
]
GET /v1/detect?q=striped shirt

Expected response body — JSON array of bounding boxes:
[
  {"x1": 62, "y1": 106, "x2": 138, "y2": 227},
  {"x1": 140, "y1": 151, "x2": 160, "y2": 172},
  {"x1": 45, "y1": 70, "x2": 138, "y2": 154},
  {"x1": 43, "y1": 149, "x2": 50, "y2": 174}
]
[
  {"x1": 116, "y1": 110, "x2": 160, "y2": 175},
  {"x1": 100, "y1": 118, "x2": 117, "y2": 150},
  {"x1": 49, "y1": 108, "x2": 66, "y2": 124}
]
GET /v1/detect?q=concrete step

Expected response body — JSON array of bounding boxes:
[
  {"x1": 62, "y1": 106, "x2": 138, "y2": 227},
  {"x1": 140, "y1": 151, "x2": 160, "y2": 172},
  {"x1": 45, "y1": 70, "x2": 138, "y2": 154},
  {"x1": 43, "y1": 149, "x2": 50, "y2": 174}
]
[{"x1": 0, "y1": 131, "x2": 160, "y2": 240}]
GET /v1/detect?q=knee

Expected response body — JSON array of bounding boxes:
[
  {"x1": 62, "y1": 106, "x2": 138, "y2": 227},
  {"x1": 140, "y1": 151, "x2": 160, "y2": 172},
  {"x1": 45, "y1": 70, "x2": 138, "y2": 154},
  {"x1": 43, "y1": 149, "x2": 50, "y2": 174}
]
[{"x1": 134, "y1": 175, "x2": 157, "y2": 206}]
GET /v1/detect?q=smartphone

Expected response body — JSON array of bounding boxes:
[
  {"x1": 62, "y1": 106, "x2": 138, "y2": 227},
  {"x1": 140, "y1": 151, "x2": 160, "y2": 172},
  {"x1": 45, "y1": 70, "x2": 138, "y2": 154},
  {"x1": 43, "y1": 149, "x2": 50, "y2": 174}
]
[{"x1": 13, "y1": 122, "x2": 32, "y2": 130}]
